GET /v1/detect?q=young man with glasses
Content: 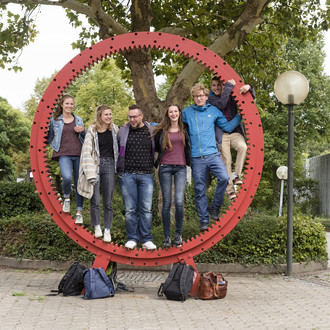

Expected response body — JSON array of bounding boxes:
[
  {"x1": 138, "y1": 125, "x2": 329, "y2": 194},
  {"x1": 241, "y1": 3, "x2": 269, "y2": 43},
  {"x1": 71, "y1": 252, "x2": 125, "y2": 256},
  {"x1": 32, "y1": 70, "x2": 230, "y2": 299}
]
[
  {"x1": 117, "y1": 105, "x2": 157, "y2": 250},
  {"x1": 182, "y1": 84, "x2": 242, "y2": 232}
]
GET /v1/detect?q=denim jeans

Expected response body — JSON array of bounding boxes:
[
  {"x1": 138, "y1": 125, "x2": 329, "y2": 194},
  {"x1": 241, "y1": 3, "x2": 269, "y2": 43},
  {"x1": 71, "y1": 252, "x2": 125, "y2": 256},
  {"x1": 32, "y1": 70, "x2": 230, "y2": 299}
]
[
  {"x1": 59, "y1": 155, "x2": 84, "y2": 211},
  {"x1": 158, "y1": 165, "x2": 186, "y2": 238},
  {"x1": 90, "y1": 157, "x2": 115, "y2": 229},
  {"x1": 191, "y1": 152, "x2": 229, "y2": 224},
  {"x1": 118, "y1": 173, "x2": 153, "y2": 243}
]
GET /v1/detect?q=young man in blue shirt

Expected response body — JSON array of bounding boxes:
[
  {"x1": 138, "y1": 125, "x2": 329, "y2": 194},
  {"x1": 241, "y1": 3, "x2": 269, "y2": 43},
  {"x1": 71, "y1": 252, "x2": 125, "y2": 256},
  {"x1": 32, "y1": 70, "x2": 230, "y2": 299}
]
[{"x1": 182, "y1": 84, "x2": 241, "y2": 231}]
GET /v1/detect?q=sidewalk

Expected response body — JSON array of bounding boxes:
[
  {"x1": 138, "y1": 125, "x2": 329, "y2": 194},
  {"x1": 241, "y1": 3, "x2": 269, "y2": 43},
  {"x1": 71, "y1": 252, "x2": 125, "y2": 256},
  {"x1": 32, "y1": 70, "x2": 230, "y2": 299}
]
[
  {"x1": 0, "y1": 266, "x2": 329, "y2": 329},
  {"x1": 0, "y1": 233, "x2": 328, "y2": 329}
]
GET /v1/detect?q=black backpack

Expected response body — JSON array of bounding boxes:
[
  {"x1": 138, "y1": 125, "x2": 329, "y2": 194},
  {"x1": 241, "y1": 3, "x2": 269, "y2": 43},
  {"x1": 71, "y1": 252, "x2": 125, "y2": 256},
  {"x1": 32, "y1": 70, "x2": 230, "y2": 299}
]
[
  {"x1": 158, "y1": 260, "x2": 195, "y2": 302},
  {"x1": 57, "y1": 262, "x2": 86, "y2": 296}
]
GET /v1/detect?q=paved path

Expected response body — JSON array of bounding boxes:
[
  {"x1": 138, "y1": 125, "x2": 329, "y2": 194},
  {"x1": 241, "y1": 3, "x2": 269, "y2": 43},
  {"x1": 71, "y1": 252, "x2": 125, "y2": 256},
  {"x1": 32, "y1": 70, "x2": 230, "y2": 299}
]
[
  {"x1": 0, "y1": 267, "x2": 329, "y2": 330},
  {"x1": 0, "y1": 234, "x2": 328, "y2": 329}
]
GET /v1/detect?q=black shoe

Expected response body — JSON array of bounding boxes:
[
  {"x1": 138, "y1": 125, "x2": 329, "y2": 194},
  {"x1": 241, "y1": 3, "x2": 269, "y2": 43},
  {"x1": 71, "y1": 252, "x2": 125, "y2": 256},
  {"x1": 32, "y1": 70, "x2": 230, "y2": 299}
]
[
  {"x1": 209, "y1": 206, "x2": 219, "y2": 220},
  {"x1": 173, "y1": 234, "x2": 182, "y2": 247},
  {"x1": 200, "y1": 223, "x2": 209, "y2": 232},
  {"x1": 163, "y1": 237, "x2": 171, "y2": 248}
]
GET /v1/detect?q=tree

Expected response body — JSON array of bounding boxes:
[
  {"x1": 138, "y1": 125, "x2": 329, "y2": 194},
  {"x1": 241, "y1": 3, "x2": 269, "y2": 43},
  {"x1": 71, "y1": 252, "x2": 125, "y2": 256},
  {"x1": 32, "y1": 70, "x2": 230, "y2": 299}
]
[
  {"x1": 252, "y1": 36, "x2": 330, "y2": 209},
  {"x1": 66, "y1": 58, "x2": 134, "y2": 126},
  {"x1": 0, "y1": 0, "x2": 328, "y2": 120},
  {"x1": 22, "y1": 58, "x2": 133, "y2": 191},
  {"x1": 0, "y1": 97, "x2": 30, "y2": 180}
]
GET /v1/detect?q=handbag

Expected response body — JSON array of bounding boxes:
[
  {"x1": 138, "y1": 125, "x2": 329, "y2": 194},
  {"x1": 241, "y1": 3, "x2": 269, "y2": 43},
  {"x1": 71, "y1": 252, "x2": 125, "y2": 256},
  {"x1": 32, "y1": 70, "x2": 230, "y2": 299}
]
[
  {"x1": 199, "y1": 271, "x2": 227, "y2": 300},
  {"x1": 83, "y1": 267, "x2": 115, "y2": 299}
]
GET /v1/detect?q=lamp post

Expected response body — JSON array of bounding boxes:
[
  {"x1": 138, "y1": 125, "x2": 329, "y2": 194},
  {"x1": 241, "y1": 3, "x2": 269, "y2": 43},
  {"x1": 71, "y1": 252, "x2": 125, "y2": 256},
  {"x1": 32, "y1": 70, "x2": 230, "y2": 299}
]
[
  {"x1": 274, "y1": 71, "x2": 309, "y2": 276},
  {"x1": 276, "y1": 166, "x2": 288, "y2": 217}
]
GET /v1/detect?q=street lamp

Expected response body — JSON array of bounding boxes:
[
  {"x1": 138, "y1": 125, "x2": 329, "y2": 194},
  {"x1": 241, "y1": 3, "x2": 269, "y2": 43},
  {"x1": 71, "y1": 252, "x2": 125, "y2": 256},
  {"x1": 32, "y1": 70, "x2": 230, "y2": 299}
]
[
  {"x1": 274, "y1": 71, "x2": 309, "y2": 276},
  {"x1": 276, "y1": 166, "x2": 288, "y2": 217}
]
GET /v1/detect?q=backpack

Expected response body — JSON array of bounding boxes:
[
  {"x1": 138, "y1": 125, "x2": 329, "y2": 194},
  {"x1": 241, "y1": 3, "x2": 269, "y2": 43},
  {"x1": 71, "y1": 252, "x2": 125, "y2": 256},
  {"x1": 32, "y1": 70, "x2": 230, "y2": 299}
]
[
  {"x1": 157, "y1": 260, "x2": 195, "y2": 302},
  {"x1": 83, "y1": 267, "x2": 115, "y2": 299},
  {"x1": 106, "y1": 261, "x2": 118, "y2": 291},
  {"x1": 57, "y1": 262, "x2": 86, "y2": 296}
]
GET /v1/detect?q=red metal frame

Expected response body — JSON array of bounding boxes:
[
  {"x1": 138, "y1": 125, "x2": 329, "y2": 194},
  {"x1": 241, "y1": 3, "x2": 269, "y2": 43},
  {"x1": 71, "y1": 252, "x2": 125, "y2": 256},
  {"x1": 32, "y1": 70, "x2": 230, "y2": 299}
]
[{"x1": 30, "y1": 32, "x2": 264, "y2": 296}]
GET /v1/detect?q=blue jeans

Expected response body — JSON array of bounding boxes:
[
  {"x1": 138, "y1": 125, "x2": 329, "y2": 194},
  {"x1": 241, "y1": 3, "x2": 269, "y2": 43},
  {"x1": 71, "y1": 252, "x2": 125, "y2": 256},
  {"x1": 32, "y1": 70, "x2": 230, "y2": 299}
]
[
  {"x1": 191, "y1": 152, "x2": 229, "y2": 224},
  {"x1": 118, "y1": 173, "x2": 153, "y2": 243},
  {"x1": 158, "y1": 165, "x2": 186, "y2": 238},
  {"x1": 59, "y1": 156, "x2": 84, "y2": 211},
  {"x1": 90, "y1": 157, "x2": 115, "y2": 229}
]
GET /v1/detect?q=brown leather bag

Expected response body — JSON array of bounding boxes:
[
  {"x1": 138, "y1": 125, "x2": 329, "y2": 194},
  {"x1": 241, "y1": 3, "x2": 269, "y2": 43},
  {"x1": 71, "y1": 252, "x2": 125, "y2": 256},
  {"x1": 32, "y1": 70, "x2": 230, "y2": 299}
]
[{"x1": 199, "y1": 271, "x2": 227, "y2": 300}]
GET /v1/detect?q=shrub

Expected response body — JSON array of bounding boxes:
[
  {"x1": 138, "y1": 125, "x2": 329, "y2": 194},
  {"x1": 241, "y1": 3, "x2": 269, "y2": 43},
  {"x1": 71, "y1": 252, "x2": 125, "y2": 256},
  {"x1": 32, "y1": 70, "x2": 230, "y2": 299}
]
[
  {"x1": 0, "y1": 179, "x2": 327, "y2": 266},
  {"x1": 194, "y1": 212, "x2": 328, "y2": 265},
  {"x1": 0, "y1": 182, "x2": 44, "y2": 219},
  {"x1": 0, "y1": 213, "x2": 93, "y2": 262}
]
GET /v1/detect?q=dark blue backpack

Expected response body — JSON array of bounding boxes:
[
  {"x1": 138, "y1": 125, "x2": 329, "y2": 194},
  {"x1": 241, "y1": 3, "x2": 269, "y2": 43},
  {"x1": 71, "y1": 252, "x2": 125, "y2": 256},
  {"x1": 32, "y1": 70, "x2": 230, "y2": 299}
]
[{"x1": 83, "y1": 267, "x2": 115, "y2": 299}]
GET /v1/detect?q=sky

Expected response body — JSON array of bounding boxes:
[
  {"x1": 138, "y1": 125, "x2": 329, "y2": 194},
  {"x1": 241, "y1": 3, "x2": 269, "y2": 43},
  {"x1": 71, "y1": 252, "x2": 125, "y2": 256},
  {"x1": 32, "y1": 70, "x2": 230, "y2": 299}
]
[{"x1": 1, "y1": 5, "x2": 330, "y2": 110}]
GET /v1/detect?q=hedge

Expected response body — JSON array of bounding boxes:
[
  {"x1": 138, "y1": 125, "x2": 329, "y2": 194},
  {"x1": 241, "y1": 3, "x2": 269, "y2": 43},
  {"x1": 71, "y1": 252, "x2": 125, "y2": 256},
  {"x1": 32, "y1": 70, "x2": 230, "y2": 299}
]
[{"x1": 0, "y1": 210, "x2": 327, "y2": 266}]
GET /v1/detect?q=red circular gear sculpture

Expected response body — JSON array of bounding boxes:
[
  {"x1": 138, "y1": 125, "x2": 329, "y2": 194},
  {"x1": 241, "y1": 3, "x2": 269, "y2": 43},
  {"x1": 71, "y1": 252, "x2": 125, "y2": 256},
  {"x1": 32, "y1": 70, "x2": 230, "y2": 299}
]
[{"x1": 30, "y1": 32, "x2": 264, "y2": 275}]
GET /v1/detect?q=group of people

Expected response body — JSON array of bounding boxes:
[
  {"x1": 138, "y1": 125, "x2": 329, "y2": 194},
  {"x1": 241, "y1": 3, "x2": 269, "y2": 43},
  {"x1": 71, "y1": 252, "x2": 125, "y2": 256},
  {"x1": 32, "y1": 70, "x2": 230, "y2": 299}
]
[{"x1": 47, "y1": 77, "x2": 255, "y2": 250}]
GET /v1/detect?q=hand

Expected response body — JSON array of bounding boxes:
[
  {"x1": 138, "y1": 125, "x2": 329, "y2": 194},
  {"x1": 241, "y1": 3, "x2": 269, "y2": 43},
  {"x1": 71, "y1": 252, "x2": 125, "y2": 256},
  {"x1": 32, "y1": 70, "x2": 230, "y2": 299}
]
[
  {"x1": 227, "y1": 79, "x2": 236, "y2": 86},
  {"x1": 239, "y1": 85, "x2": 250, "y2": 94},
  {"x1": 74, "y1": 126, "x2": 85, "y2": 133}
]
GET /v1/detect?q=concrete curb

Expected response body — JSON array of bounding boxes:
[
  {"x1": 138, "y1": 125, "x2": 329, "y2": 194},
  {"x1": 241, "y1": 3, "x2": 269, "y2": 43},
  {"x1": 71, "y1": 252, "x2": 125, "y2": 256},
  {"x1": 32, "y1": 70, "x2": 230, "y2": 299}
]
[{"x1": 0, "y1": 256, "x2": 327, "y2": 274}]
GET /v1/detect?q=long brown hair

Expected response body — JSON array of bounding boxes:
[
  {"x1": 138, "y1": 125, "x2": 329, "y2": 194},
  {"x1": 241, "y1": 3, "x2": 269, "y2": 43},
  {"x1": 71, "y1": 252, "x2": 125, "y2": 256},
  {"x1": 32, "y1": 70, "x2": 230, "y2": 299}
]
[
  {"x1": 153, "y1": 104, "x2": 185, "y2": 150},
  {"x1": 53, "y1": 94, "x2": 75, "y2": 121},
  {"x1": 93, "y1": 105, "x2": 113, "y2": 132}
]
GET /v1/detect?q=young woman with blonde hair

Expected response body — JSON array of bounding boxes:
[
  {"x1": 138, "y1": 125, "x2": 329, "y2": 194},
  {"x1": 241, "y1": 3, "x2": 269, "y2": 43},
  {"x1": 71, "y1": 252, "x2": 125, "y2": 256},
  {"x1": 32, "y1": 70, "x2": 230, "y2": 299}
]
[{"x1": 78, "y1": 105, "x2": 118, "y2": 242}]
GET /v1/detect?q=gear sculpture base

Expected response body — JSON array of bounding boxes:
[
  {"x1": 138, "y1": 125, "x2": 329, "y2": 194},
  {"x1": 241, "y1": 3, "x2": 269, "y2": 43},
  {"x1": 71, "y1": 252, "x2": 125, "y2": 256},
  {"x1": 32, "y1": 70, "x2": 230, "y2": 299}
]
[{"x1": 30, "y1": 32, "x2": 264, "y2": 298}]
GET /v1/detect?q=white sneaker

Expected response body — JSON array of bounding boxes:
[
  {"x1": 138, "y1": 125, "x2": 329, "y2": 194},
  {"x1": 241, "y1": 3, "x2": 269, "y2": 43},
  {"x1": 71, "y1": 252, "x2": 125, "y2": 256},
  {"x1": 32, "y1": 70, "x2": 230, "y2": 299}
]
[
  {"x1": 104, "y1": 229, "x2": 111, "y2": 243},
  {"x1": 62, "y1": 199, "x2": 70, "y2": 213},
  {"x1": 125, "y1": 240, "x2": 137, "y2": 249},
  {"x1": 142, "y1": 241, "x2": 156, "y2": 250},
  {"x1": 94, "y1": 225, "x2": 103, "y2": 238},
  {"x1": 74, "y1": 213, "x2": 83, "y2": 224}
]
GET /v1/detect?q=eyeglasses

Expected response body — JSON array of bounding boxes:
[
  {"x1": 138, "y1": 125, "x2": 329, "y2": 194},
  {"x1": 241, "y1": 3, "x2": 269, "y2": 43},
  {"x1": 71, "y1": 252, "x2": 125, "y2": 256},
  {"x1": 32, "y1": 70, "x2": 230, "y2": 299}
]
[
  {"x1": 194, "y1": 94, "x2": 206, "y2": 99},
  {"x1": 128, "y1": 114, "x2": 142, "y2": 120}
]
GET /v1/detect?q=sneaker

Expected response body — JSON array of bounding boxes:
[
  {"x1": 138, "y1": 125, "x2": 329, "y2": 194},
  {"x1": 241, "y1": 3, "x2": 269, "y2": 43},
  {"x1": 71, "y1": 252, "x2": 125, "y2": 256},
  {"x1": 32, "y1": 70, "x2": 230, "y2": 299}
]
[
  {"x1": 74, "y1": 213, "x2": 83, "y2": 224},
  {"x1": 233, "y1": 177, "x2": 243, "y2": 185},
  {"x1": 62, "y1": 199, "x2": 70, "y2": 213},
  {"x1": 94, "y1": 225, "x2": 103, "y2": 238},
  {"x1": 228, "y1": 192, "x2": 237, "y2": 200},
  {"x1": 142, "y1": 241, "x2": 157, "y2": 250},
  {"x1": 173, "y1": 234, "x2": 182, "y2": 247},
  {"x1": 104, "y1": 229, "x2": 111, "y2": 243},
  {"x1": 163, "y1": 237, "x2": 171, "y2": 248},
  {"x1": 125, "y1": 240, "x2": 137, "y2": 249},
  {"x1": 200, "y1": 223, "x2": 209, "y2": 232},
  {"x1": 209, "y1": 206, "x2": 219, "y2": 220}
]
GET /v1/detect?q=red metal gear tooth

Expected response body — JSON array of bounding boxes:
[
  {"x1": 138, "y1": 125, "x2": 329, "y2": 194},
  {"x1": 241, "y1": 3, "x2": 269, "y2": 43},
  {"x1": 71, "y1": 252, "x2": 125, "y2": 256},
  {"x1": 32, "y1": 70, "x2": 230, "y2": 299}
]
[{"x1": 31, "y1": 32, "x2": 264, "y2": 268}]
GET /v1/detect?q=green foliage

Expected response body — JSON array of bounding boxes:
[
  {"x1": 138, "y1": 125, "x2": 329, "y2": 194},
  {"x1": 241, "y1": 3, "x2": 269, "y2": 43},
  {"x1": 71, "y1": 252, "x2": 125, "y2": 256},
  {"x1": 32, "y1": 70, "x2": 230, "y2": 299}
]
[
  {"x1": 67, "y1": 58, "x2": 134, "y2": 127},
  {"x1": 23, "y1": 74, "x2": 55, "y2": 121},
  {"x1": 0, "y1": 6, "x2": 37, "y2": 71},
  {"x1": 0, "y1": 213, "x2": 93, "y2": 262},
  {"x1": 194, "y1": 212, "x2": 328, "y2": 265},
  {"x1": 0, "y1": 181, "x2": 44, "y2": 218},
  {"x1": 315, "y1": 217, "x2": 330, "y2": 232},
  {"x1": 0, "y1": 196, "x2": 327, "y2": 266},
  {"x1": 0, "y1": 98, "x2": 30, "y2": 180},
  {"x1": 251, "y1": 36, "x2": 330, "y2": 210}
]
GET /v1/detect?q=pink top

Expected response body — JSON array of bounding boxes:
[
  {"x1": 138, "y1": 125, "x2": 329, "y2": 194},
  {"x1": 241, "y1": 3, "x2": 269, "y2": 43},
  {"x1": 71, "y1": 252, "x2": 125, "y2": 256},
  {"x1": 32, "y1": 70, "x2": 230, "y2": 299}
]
[{"x1": 161, "y1": 131, "x2": 186, "y2": 166}]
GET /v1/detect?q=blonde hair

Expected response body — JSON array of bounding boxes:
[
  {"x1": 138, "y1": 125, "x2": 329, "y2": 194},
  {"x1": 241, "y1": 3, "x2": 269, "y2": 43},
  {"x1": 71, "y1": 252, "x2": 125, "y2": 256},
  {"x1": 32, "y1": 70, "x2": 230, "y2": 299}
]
[
  {"x1": 93, "y1": 105, "x2": 113, "y2": 131},
  {"x1": 191, "y1": 84, "x2": 210, "y2": 97}
]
